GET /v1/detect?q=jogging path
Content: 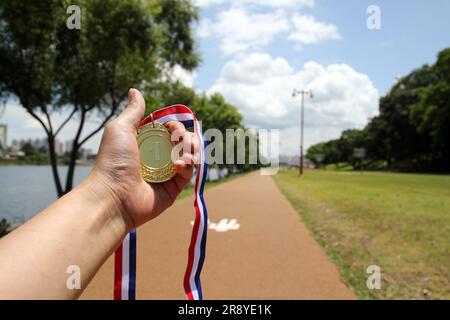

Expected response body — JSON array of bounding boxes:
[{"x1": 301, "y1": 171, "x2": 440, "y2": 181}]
[{"x1": 81, "y1": 171, "x2": 355, "y2": 299}]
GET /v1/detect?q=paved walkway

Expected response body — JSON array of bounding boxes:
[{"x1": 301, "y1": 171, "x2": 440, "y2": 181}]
[{"x1": 81, "y1": 171, "x2": 355, "y2": 299}]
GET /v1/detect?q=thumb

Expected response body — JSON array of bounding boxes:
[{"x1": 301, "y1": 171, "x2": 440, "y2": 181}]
[{"x1": 117, "y1": 88, "x2": 145, "y2": 128}]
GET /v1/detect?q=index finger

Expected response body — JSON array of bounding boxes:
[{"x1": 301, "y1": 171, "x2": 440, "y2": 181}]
[{"x1": 164, "y1": 121, "x2": 186, "y2": 135}]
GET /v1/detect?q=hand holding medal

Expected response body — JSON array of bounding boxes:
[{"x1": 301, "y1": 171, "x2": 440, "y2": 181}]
[
  {"x1": 94, "y1": 89, "x2": 195, "y2": 226},
  {"x1": 138, "y1": 115, "x2": 199, "y2": 184},
  {"x1": 107, "y1": 89, "x2": 208, "y2": 301}
]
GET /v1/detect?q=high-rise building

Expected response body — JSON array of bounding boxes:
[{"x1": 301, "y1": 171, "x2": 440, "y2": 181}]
[
  {"x1": 32, "y1": 138, "x2": 48, "y2": 152},
  {"x1": 0, "y1": 124, "x2": 7, "y2": 158},
  {"x1": 10, "y1": 138, "x2": 20, "y2": 151},
  {"x1": 0, "y1": 124, "x2": 7, "y2": 150},
  {"x1": 54, "y1": 138, "x2": 64, "y2": 156},
  {"x1": 65, "y1": 140, "x2": 74, "y2": 154}
]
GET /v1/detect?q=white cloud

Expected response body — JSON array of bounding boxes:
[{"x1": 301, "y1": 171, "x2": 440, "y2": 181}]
[
  {"x1": 289, "y1": 13, "x2": 340, "y2": 45},
  {"x1": 160, "y1": 63, "x2": 196, "y2": 88},
  {"x1": 208, "y1": 53, "x2": 379, "y2": 154},
  {"x1": 194, "y1": 0, "x2": 315, "y2": 8},
  {"x1": 220, "y1": 53, "x2": 293, "y2": 84},
  {"x1": 199, "y1": 8, "x2": 290, "y2": 55},
  {"x1": 244, "y1": 0, "x2": 314, "y2": 8},
  {"x1": 171, "y1": 65, "x2": 196, "y2": 88},
  {"x1": 194, "y1": 0, "x2": 225, "y2": 8},
  {"x1": 196, "y1": 5, "x2": 340, "y2": 55}
]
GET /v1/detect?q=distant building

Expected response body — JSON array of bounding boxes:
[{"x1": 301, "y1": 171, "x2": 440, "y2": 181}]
[
  {"x1": 0, "y1": 124, "x2": 7, "y2": 158},
  {"x1": 2, "y1": 134, "x2": 65, "y2": 158},
  {"x1": 10, "y1": 138, "x2": 20, "y2": 151},
  {"x1": 65, "y1": 140, "x2": 73, "y2": 154},
  {"x1": 8, "y1": 137, "x2": 50, "y2": 153},
  {"x1": 86, "y1": 153, "x2": 97, "y2": 161},
  {"x1": 0, "y1": 124, "x2": 6, "y2": 148},
  {"x1": 54, "y1": 139, "x2": 64, "y2": 156},
  {"x1": 33, "y1": 138, "x2": 48, "y2": 152},
  {"x1": 78, "y1": 148, "x2": 93, "y2": 160}
]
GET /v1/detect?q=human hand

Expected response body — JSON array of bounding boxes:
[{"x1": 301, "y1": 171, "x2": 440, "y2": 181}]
[{"x1": 90, "y1": 88, "x2": 195, "y2": 231}]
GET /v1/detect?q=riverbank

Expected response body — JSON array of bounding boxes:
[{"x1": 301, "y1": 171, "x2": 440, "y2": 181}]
[{"x1": 0, "y1": 159, "x2": 51, "y2": 166}]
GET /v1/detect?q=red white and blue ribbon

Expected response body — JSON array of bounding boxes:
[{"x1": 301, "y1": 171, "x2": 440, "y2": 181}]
[
  {"x1": 114, "y1": 105, "x2": 208, "y2": 300},
  {"x1": 114, "y1": 229, "x2": 136, "y2": 300}
]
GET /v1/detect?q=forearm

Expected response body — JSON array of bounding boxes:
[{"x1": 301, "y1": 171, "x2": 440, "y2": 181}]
[{"x1": 0, "y1": 172, "x2": 132, "y2": 299}]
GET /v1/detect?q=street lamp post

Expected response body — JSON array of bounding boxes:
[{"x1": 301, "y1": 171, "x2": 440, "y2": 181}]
[{"x1": 292, "y1": 89, "x2": 313, "y2": 176}]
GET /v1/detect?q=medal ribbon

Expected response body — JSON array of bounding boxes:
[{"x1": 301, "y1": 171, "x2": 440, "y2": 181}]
[{"x1": 114, "y1": 105, "x2": 208, "y2": 300}]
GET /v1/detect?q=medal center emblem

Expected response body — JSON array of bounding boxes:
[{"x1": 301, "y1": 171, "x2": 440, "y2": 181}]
[
  {"x1": 137, "y1": 123, "x2": 176, "y2": 183},
  {"x1": 140, "y1": 133, "x2": 172, "y2": 168}
]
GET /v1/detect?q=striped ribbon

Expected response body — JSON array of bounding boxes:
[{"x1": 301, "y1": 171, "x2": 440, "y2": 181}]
[
  {"x1": 114, "y1": 229, "x2": 136, "y2": 300},
  {"x1": 114, "y1": 105, "x2": 208, "y2": 300}
]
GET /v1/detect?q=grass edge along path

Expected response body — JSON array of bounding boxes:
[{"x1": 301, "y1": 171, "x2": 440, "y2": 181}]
[
  {"x1": 273, "y1": 169, "x2": 450, "y2": 300},
  {"x1": 178, "y1": 170, "x2": 252, "y2": 200},
  {"x1": 274, "y1": 171, "x2": 371, "y2": 299}
]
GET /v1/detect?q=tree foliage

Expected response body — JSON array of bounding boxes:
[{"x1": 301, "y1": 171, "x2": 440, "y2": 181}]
[{"x1": 411, "y1": 48, "x2": 450, "y2": 167}]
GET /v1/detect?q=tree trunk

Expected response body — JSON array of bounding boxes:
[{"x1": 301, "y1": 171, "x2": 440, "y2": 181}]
[
  {"x1": 65, "y1": 109, "x2": 86, "y2": 194},
  {"x1": 46, "y1": 133, "x2": 64, "y2": 197},
  {"x1": 65, "y1": 144, "x2": 78, "y2": 194}
]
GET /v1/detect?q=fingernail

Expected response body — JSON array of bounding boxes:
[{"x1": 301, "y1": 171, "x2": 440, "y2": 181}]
[{"x1": 128, "y1": 88, "x2": 136, "y2": 100}]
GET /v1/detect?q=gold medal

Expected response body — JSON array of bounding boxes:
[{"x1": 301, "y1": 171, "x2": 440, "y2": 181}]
[{"x1": 138, "y1": 122, "x2": 176, "y2": 183}]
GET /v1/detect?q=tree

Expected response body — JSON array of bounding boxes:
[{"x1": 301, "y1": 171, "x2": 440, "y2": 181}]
[
  {"x1": 0, "y1": 0, "x2": 200, "y2": 196},
  {"x1": 363, "y1": 48, "x2": 449, "y2": 171},
  {"x1": 146, "y1": 82, "x2": 252, "y2": 170},
  {"x1": 323, "y1": 139, "x2": 342, "y2": 167},
  {"x1": 338, "y1": 129, "x2": 366, "y2": 168},
  {"x1": 145, "y1": 81, "x2": 197, "y2": 109},
  {"x1": 374, "y1": 65, "x2": 436, "y2": 169},
  {"x1": 20, "y1": 142, "x2": 37, "y2": 156},
  {"x1": 191, "y1": 92, "x2": 249, "y2": 170},
  {"x1": 362, "y1": 116, "x2": 388, "y2": 163},
  {"x1": 192, "y1": 93, "x2": 243, "y2": 132},
  {"x1": 411, "y1": 48, "x2": 450, "y2": 170},
  {"x1": 306, "y1": 142, "x2": 326, "y2": 166}
]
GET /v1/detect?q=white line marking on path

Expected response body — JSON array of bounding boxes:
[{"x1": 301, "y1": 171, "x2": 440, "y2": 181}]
[{"x1": 191, "y1": 218, "x2": 240, "y2": 232}]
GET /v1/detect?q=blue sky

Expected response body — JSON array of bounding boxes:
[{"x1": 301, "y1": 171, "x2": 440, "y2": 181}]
[
  {"x1": 195, "y1": 0, "x2": 450, "y2": 94},
  {"x1": 2, "y1": 0, "x2": 450, "y2": 155}
]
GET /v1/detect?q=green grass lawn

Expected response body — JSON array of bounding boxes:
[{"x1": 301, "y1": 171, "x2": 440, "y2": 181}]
[{"x1": 273, "y1": 169, "x2": 450, "y2": 299}]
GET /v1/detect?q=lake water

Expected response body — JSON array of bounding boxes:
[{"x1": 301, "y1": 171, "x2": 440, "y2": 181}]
[
  {"x1": 0, "y1": 165, "x2": 92, "y2": 222},
  {"x1": 0, "y1": 165, "x2": 225, "y2": 223}
]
